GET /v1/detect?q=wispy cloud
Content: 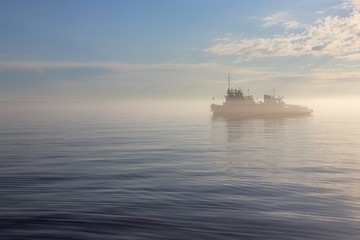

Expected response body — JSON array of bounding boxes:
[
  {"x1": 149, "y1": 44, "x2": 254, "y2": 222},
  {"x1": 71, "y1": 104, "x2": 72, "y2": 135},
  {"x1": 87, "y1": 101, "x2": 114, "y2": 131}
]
[
  {"x1": 332, "y1": 0, "x2": 360, "y2": 10},
  {"x1": 332, "y1": 1, "x2": 353, "y2": 10},
  {"x1": 206, "y1": 1, "x2": 360, "y2": 62},
  {"x1": 262, "y1": 12, "x2": 287, "y2": 27},
  {"x1": 262, "y1": 12, "x2": 303, "y2": 29},
  {"x1": 0, "y1": 60, "x2": 276, "y2": 79},
  {"x1": 0, "y1": 61, "x2": 201, "y2": 73},
  {"x1": 340, "y1": 53, "x2": 360, "y2": 60},
  {"x1": 0, "y1": 60, "x2": 295, "y2": 99},
  {"x1": 0, "y1": 54, "x2": 48, "y2": 60},
  {"x1": 1, "y1": 59, "x2": 359, "y2": 99},
  {"x1": 352, "y1": 0, "x2": 360, "y2": 9},
  {"x1": 0, "y1": 60, "x2": 319, "y2": 87}
]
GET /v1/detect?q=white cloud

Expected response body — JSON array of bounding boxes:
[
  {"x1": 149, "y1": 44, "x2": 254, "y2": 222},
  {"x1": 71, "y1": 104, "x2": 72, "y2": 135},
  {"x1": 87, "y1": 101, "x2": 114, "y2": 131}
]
[{"x1": 206, "y1": 2, "x2": 360, "y2": 61}]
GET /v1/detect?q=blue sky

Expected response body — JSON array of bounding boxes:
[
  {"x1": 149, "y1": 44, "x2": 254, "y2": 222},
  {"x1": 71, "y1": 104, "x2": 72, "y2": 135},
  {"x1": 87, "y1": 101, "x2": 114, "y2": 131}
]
[{"x1": 0, "y1": 0, "x2": 359, "y2": 101}]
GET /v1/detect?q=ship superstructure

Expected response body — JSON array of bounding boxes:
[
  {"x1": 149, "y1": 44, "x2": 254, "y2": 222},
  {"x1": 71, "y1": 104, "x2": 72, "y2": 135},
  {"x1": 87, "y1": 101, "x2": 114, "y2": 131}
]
[{"x1": 210, "y1": 74, "x2": 313, "y2": 117}]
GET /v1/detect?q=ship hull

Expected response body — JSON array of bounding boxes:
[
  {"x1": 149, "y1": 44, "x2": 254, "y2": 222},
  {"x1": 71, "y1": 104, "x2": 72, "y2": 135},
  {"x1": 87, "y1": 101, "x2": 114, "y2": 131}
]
[{"x1": 210, "y1": 103, "x2": 312, "y2": 118}]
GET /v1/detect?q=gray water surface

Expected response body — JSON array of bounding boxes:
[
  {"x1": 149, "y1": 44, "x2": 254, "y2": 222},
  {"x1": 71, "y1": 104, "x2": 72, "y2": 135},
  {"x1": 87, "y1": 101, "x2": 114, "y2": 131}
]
[{"x1": 1, "y1": 102, "x2": 360, "y2": 239}]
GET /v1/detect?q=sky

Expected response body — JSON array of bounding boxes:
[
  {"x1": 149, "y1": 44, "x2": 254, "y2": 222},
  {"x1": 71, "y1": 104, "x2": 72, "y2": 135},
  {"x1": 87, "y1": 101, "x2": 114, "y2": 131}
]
[{"x1": 0, "y1": 0, "x2": 359, "y2": 101}]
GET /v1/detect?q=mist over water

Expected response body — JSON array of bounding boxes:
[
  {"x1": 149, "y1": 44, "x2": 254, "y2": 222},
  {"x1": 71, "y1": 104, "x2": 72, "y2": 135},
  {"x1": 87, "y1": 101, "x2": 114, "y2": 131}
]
[{"x1": 1, "y1": 99, "x2": 360, "y2": 239}]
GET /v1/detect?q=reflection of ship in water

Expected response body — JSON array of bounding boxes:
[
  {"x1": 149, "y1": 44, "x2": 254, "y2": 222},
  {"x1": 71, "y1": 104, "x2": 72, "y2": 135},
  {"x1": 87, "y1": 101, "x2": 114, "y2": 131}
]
[
  {"x1": 210, "y1": 113, "x2": 314, "y2": 173},
  {"x1": 212, "y1": 115, "x2": 287, "y2": 143},
  {"x1": 211, "y1": 74, "x2": 313, "y2": 118}
]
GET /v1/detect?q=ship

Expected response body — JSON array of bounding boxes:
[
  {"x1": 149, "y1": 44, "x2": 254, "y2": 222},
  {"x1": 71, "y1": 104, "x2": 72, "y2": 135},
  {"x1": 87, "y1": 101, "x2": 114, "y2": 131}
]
[{"x1": 210, "y1": 74, "x2": 313, "y2": 118}]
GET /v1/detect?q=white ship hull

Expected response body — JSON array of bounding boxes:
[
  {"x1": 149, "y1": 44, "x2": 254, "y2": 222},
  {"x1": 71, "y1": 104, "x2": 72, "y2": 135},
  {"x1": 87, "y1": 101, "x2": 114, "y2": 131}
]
[{"x1": 211, "y1": 103, "x2": 312, "y2": 118}]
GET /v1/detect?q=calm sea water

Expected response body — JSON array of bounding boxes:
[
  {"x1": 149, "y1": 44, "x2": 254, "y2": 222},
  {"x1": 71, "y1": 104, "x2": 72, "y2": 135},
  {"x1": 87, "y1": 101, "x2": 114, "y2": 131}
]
[{"x1": 1, "y1": 100, "x2": 360, "y2": 239}]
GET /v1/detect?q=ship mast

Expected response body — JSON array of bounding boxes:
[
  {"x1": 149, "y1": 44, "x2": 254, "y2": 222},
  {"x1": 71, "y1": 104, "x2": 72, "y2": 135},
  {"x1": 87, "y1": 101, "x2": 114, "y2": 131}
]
[{"x1": 228, "y1": 73, "x2": 231, "y2": 90}]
